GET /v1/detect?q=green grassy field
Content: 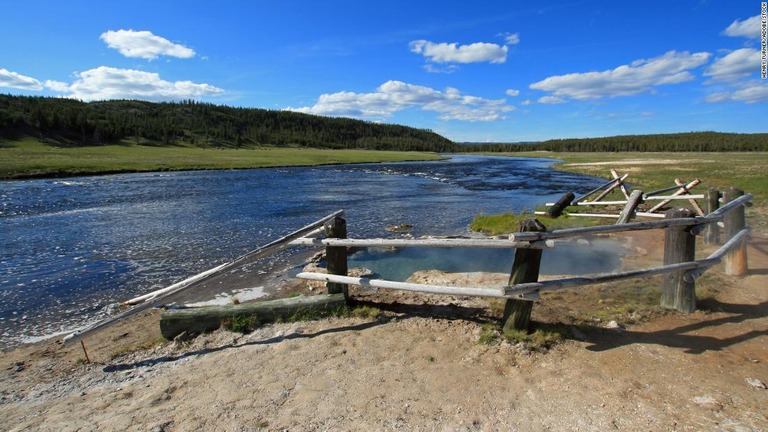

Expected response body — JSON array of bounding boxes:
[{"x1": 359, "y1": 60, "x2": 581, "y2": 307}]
[
  {"x1": 0, "y1": 139, "x2": 444, "y2": 180},
  {"x1": 472, "y1": 151, "x2": 768, "y2": 232}
]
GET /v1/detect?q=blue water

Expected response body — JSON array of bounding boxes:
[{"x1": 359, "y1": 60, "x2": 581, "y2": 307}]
[{"x1": 0, "y1": 155, "x2": 612, "y2": 347}]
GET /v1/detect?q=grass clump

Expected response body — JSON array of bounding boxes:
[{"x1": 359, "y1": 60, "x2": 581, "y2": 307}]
[
  {"x1": 502, "y1": 326, "x2": 566, "y2": 350},
  {"x1": 470, "y1": 211, "x2": 607, "y2": 236},
  {"x1": 222, "y1": 314, "x2": 260, "y2": 333}
]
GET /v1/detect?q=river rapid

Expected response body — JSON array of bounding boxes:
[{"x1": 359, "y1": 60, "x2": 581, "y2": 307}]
[{"x1": 1, "y1": 155, "x2": 617, "y2": 348}]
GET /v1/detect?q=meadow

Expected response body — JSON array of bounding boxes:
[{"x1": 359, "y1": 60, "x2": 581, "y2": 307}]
[{"x1": 0, "y1": 139, "x2": 443, "y2": 180}]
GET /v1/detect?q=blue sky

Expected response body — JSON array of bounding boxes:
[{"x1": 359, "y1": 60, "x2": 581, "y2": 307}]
[{"x1": 1, "y1": 0, "x2": 765, "y2": 142}]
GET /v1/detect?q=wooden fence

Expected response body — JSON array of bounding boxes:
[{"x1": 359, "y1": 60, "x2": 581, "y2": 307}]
[
  {"x1": 293, "y1": 188, "x2": 752, "y2": 332},
  {"x1": 64, "y1": 188, "x2": 752, "y2": 343},
  {"x1": 539, "y1": 170, "x2": 709, "y2": 222}
]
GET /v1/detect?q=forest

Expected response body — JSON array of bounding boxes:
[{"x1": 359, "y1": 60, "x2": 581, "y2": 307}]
[
  {"x1": 0, "y1": 94, "x2": 456, "y2": 152},
  {"x1": 1, "y1": 94, "x2": 766, "y2": 153}
]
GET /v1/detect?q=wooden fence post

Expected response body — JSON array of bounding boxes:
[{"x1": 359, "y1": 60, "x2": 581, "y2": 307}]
[
  {"x1": 704, "y1": 188, "x2": 721, "y2": 245},
  {"x1": 616, "y1": 189, "x2": 644, "y2": 225},
  {"x1": 661, "y1": 208, "x2": 696, "y2": 313},
  {"x1": 547, "y1": 192, "x2": 575, "y2": 218},
  {"x1": 723, "y1": 188, "x2": 748, "y2": 276},
  {"x1": 325, "y1": 216, "x2": 349, "y2": 298},
  {"x1": 502, "y1": 219, "x2": 546, "y2": 332}
]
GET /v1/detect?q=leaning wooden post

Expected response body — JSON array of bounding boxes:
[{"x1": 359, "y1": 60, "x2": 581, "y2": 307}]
[
  {"x1": 325, "y1": 216, "x2": 349, "y2": 299},
  {"x1": 547, "y1": 192, "x2": 575, "y2": 218},
  {"x1": 723, "y1": 188, "x2": 748, "y2": 276},
  {"x1": 502, "y1": 219, "x2": 546, "y2": 332},
  {"x1": 661, "y1": 208, "x2": 696, "y2": 313},
  {"x1": 704, "y1": 188, "x2": 721, "y2": 245},
  {"x1": 616, "y1": 189, "x2": 644, "y2": 225}
]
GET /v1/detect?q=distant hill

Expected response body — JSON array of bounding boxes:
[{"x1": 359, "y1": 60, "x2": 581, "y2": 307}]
[{"x1": 0, "y1": 95, "x2": 456, "y2": 152}]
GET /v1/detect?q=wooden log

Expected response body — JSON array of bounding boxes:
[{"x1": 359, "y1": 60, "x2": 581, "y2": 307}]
[
  {"x1": 547, "y1": 192, "x2": 575, "y2": 218},
  {"x1": 502, "y1": 219, "x2": 546, "y2": 332},
  {"x1": 290, "y1": 237, "x2": 552, "y2": 249},
  {"x1": 648, "y1": 179, "x2": 700, "y2": 213},
  {"x1": 575, "y1": 175, "x2": 628, "y2": 203},
  {"x1": 704, "y1": 188, "x2": 721, "y2": 245},
  {"x1": 616, "y1": 190, "x2": 644, "y2": 225},
  {"x1": 611, "y1": 169, "x2": 631, "y2": 199},
  {"x1": 594, "y1": 174, "x2": 629, "y2": 202},
  {"x1": 675, "y1": 179, "x2": 705, "y2": 216},
  {"x1": 723, "y1": 188, "x2": 748, "y2": 276},
  {"x1": 661, "y1": 208, "x2": 696, "y2": 313},
  {"x1": 296, "y1": 272, "x2": 538, "y2": 300},
  {"x1": 159, "y1": 294, "x2": 346, "y2": 340},
  {"x1": 325, "y1": 216, "x2": 349, "y2": 298}
]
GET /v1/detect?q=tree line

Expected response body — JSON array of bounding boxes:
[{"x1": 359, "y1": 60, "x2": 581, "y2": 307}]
[
  {"x1": 1, "y1": 94, "x2": 766, "y2": 153},
  {"x1": 461, "y1": 131, "x2": 768, "y2": 152},
  {"x1": 0, "y1": 95, "x2": 456, "y2": 152}
]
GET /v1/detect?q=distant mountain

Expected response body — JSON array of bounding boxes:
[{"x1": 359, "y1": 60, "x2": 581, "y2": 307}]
[{"x1": 0, "y1": 95, "x2": 457, "y2": 152}]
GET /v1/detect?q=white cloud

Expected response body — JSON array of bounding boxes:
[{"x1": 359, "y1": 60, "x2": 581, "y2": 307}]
[
  {"x1": 100, "y1": 29, "x2": 196, "y2": 60},
  {"x1": 503, "y1": 33, "x2": 520, "y2": 45},
  {"x1": 529, "y1": 50, "x2": 711, "y2": 100},
  {"x1": 537, "y1": 95, "x2": 565, "y2": 104},
  {"x1": 423, "y1": 64, "x2": 459, "y2": 74},
  {"x1": 704, "y1": 48, "x2": 761, "y2": 81},
  {"x1": 505, "y1": 89, "x2": 520, "y2": 97},
  {"x1": 0, "y1": 68, "x2": 43, "y2": 90},
  {"x1": 43, "y1": 80, "x2": 70, "y2": 92},
  {"x1": 706, "y1": 80, "x2": 768, "y2": 104},
  {"x1": 723, "y1": 15, "x2": 761, "y2": 39},
  {"x1": 47, "y1": 66, "x2": 223, "y2": 101},
  {"x1": 409, "y1": 40, "x2": 508, "y2": 64},
  {"x1": 287, "y1": 80, "x2": 514, "y2": 122}
]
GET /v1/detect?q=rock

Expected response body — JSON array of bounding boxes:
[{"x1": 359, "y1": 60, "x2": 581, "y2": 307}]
[
  {"x1": 746, "y1": 378, "x2": 766, "y2": 389},
  {"x1": 606, "y1": 321, "x2": 624, "y2": 331},
  {"x1": 692, "y1": 395, "x2": 722, "y2": 410}
]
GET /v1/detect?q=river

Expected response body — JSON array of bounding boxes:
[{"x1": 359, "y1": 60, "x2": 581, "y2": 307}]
[{"x1": 0, "y1": 155, "x2": 618, "y2": 348}]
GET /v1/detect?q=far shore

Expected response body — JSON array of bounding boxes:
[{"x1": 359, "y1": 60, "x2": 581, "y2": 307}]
[{"x1": 0, "y1": 141, "x2": 446, "y2": 180}]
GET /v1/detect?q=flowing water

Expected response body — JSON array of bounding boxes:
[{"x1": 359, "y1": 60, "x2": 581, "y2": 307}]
[{"x1": 0, "y1": 155, "x2": 621, "y2": 348}]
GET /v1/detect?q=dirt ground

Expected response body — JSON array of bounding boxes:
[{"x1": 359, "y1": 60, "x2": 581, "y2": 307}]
[{"x1": 1, "y1": 230, "x2": 767, "y2": 431}]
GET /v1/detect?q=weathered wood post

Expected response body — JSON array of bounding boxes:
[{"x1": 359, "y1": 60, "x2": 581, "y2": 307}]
[
  {"x1": 325, "y1": 216, "x2": 349, "y2": 298},
  {"x1": 661, "y1": 208, "x2": 696, "y2": 313},
  {"x1": 502, "y1": 219, "x2": 546, "y2": 332},
  {"x1": 723, "y1": 187, "x2": 748, "y2": 276},
  {"x1": 547, "y1": 192, "x2": 575, "y2": 218},
  {"x1": 616, "y1": 189, "x2": 644, "y2": 225},
  {"x1": 704, "y1": 188, "x2": 721, "y2": 245}
]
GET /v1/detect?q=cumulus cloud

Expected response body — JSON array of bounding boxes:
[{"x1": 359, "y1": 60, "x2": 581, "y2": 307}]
[
  {"x1": 409, "y1": 40, "x2": 508, "y2": 64},
  {"x1": 0, "y1": 68, "x2": 43, "y2": 90},
  {"x1": 706, "y1": 81, "x2": 768, "y2": 104},
  {"x1": 529, "y1": 50, "x2": 710, "y2": 100},
  {"x1": 505, "y1": 89, "x2": 520, "y2": 97},
  {"x1": 100, "y1": 29, "x2": 196, "y2": 60},
  {"x1": 704, "y1": 48, "x2": 761, "y2": 81},
  {"x1": 47, "y1": 66, "x2": 223, "y2": 101},
  {"x1": 287, "y1": 80, "x2": 514, "y2": 122},
  {"x1": 723, "y1": 15, "x2": 761, "y2": 39}
]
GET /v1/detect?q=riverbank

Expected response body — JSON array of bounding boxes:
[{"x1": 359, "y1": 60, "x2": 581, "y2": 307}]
[{"x1": 0, "y1": 140, "x2": 444, "y2": 180}]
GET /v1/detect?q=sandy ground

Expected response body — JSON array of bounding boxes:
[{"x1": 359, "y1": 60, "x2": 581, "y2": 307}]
[{"x1": 1, "y1": 230, "x2": 767, "y2": 431}]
